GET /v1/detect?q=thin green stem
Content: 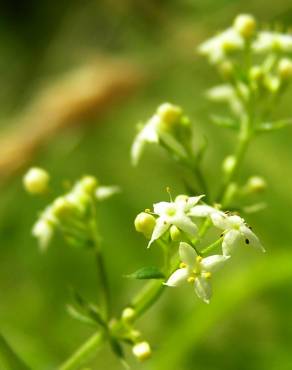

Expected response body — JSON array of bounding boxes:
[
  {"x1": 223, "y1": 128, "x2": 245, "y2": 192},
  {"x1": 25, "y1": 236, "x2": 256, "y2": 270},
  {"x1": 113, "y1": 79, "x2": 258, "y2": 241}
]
[{"x1": 201, "y1": 238, "x2": 223, "y2": 256}]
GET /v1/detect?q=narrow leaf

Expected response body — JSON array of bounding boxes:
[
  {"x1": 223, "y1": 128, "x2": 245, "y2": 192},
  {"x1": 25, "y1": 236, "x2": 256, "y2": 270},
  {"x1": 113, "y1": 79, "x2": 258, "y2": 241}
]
[
  {"x1": 256, "y1": 118, "x2": 292, "y2": 133},
  {"x1": 210, "y1": 115, "x2": 239, "y2": 130},
  {"x1": 66, "y1": 305, "x2": 97, "y2": 327},
  {"x1": 126, "y1": 266, "x2": 165, "y2": 280},
  {"x1": 0, "y1": 333, "x2": 30, "y2": 370}
]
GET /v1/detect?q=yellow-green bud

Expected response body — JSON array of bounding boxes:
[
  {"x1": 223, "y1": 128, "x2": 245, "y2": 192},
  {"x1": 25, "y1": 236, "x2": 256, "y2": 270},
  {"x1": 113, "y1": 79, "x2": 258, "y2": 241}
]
[
  {"x1": 218, "y1": 61, "x2": 234, "y2": 79},
  {"x1": 121, "y1": 307, "x2": 136, "y2": 324},
  {"x1": 157, "y1": 103, "x2": 182, "y2": 127},
  {"x1": 132, "y1": 341, "x2": 151, "y2": 362},
  {"x1": 134, "y1": 212, "x2": 156, "y2": 238},
  {"x1": 222, "y1": 155, "x2": 236, "y2": 175},
  {"x1": 52, "y1": 197, "x2": 73, "y2": 218},
  {"x1": 78, "y1": 176, "x2": 98, "y2": 195},
  {"x1": 249, "y1": 66, "x2": 263, "y2": 82},
  {"x1": 23, "y1": 167, "x2": 50, "y2": 195},
  {"x1": 246, "y1": 176, "x2": 267, "y2": 193},
  {"x1": 234, "y1": 14, "x2": 256, "y2": 38},
  {"x1": 278, "y1": 58, "x2": 292, "y2": 80},
  {"x1": 170, "y1": 225, "x2": 182, "y2": 241}
]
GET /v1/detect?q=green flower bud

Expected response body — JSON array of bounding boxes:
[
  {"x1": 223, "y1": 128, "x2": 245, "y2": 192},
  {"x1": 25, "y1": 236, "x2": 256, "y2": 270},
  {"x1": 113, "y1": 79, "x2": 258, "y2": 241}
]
[
  {"x1": 134, "y1": 212, "x2": 156, "y2": 238},
  {"x1": 222, "y1": 155, "x2": 236, "y2": 175},
  {"x1": 23, "y1": 167, "x2": 50, "y2": 195},
  {"x1": 77, "y1": 176, "x2": 98, "y2": 195},
  {"x1": 249, "y1": 66, "x2": 263, "y2": 82},
  {"x1": 157, "y1": 103, "x2": 182, "y2": 128},
  {"x1": 246, "y1": 176, "x2": 267, "y2": 193},
  {"x1": 121, "y1": 307, "x2": 136, "y2": 324},
  {"x1": 52, "y1": 197, "x2": 73, "y2": 219},
  {"x1": 234, "y1": 14, "x2": 256, "y2": 38},
  {"x1": 132, "y1": 341, "x2": 151, "y2": 362},
  {"x1": 278, "y1": 58, "x2": 292, "y2": 80},
  {"x1": 218, "y1": 61, "x2": 234, "y2": 79},
  {"x1": 170, "y1": 225, "x2": 182, "y2": 241}
]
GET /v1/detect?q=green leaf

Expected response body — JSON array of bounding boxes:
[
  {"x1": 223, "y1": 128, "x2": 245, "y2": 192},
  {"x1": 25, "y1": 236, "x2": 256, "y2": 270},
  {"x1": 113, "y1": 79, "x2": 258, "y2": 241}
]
[
  {"x1": 66, "y1": 305, "x2": 97, "y2": 327},
  {"x1": 109, "y1": 338, "x2": 130, "y2": 369},
  {"x1": 210, "y1": 115, "x2": 239, "y2": 130},
  {"x1": 126, "y1": 266, "x2": 165, "y2": 280},
  {"x1": 255, "y1": 118, "x2": 292, "y2": 133},
  {"x1": 0, "y1": 333, "x2": 30, "y2": 370}
]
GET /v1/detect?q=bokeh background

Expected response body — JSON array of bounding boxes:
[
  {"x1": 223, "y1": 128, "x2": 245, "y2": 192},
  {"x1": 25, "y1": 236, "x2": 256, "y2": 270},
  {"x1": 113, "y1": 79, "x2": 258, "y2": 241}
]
[{"x1": 0, "y1": 1, "x2": 292, "y2": 369}]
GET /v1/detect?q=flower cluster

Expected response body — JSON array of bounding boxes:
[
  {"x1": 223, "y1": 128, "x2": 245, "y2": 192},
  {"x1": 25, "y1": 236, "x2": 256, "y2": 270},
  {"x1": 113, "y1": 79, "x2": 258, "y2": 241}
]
[
  {"x1": 24, "y1": 168, "x2": 119, "y2": 251},
  {"x1": 135, "y1": 193, "x2": 264, "y2": 303}
]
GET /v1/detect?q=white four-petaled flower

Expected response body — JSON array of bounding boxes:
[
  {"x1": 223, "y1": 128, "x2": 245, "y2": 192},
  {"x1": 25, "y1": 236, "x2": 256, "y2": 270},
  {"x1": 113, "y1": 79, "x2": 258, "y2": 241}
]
[
  {"x1": 211, "y1": 212, "x2": 265, "y2": 256},
  {"x1": 148, "y1": 195, "x2": 204, "y2": 247},
  {"x1": 252, "y1": 31, "x2": 292, "y2": 54},
  {"x1": 165, "y1": 242, "x2": 228, "y2": 303}
]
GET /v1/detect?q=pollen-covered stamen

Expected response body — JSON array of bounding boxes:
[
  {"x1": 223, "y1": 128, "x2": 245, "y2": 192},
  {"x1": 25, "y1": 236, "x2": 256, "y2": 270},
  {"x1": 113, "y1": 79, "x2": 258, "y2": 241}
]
[
  {"x1": 203, "y1": 271, "x2": 212, "y2": 280},
  {"x1": 196, "y1": 256, "x2": 203, "y2": 263},
  {"x1": 180, "y1": 262, "x2": 187, "y2": 268},
  {"x1": 187, "y1": 276, "x2": 195, "y2": 283},
  {"x1": 166, "y1": 186, "x2": 173, "y2": 202}
]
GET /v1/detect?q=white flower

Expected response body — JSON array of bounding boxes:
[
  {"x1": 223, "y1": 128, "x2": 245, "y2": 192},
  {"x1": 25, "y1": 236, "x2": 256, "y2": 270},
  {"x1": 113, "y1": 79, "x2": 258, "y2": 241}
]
[
  {"x1": 253, "y1": 31, "x2": 292, "y2": 53},
  {"x1": 198, "y1": 28, "x2": 244, "y2": 64},
  {"x1": 206, "y1": 84, "x2": 243, "y2": 116},
  {"x1": 32, "y1": 217, "x2": 54, "y2": 251},
  {"x1": 131, "y1": 103, "x2": 187, "y2": 166},
  {"x1": 148, "y1": 195, "x2": 204, "y2": 247},
  {"x1": 211, "y1": 212, "x2": 265, "y2": 256},
  {"x1": 95, "y1": 185, "x2": 121, "y2": 201},
  {"x1": 188, "y1": 204, "x2": 218, "y2": 218},
  {"x1": 165, "y1": 242, "x2": 228, "y2": 303},
  {"x1": 132, "y1": 341, "x2": 151, "y2": 361}
]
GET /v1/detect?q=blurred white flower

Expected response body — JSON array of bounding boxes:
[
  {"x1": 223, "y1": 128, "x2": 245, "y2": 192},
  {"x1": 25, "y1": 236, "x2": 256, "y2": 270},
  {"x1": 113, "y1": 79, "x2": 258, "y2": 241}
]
[
  {"x1": 211, "y1": 212, "x2": 265, "y2": 256},
  {"x1": 95, "y1": 185, "x2": 121, "y2": 201},
  {"x1": 206, "y1": 84, "x2": 243, "y2": 116},
  {"x1": 165, "y1": 242, "x2": 228, "y2": 303},
  {"x1": 32, "y1": 212, "x2": 55, "y2": 251},
  {"x1": 253, "y1": 31, "x2": 292, "y2": 53},
  {"x1": 148, "y1": 195, "x2": 204, "y2": 247},
  {"x1": 198, "y1": 28, "x2": 244, "y2": 64}
]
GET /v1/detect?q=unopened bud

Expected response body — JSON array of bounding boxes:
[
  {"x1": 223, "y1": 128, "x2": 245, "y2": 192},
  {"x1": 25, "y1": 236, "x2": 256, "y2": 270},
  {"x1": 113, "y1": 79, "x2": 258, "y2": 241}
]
[
  {"x1": 23, "y1": 167, "x2": 50, "y2": 195},
  {"x1": 246, "y1": 176, "x2": 267, "y2": 193},
  {"x1": 170, "y1": 225, "x2": 182, "y2": 241},
  {"x1": 52, "y1": 197, "x2": 73, "y2": 218},
  {"x1": 218, "y1": 61, "x2": 234, "y2": 79},
  {"x1": 132, "y1": 341, "x2": 151, "y2": 361},
  {"x1": 234, "y1": 14, "x2": 256, "y2": 38},
  {"x1": 78, "y1": 176, "x2": 98, "y2": 195},
  {"x1": 157, "y1": 103, "x2": 182, "y2": 127},
  {"x1": 278, "y1": 58, "x2": 292, "y2": 80},
  {"x1": 121, "y1": 307, "x2": 136, "y2": 324},
  {"x1": 134, "y1": 212, "x2": 156, "y2": 238},
  {"x1": 222, "y1": 155, "x2": 236, "y2": 174},
  {"x1": 249, "y1": 66, "x2": 263, "y2": 82}
]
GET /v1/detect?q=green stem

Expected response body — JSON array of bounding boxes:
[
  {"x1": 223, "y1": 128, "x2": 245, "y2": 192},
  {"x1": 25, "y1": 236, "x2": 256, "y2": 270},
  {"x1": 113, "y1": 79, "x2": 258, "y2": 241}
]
[
  {"x1": 201, "y1": 238, "x2": 223, "y2": 256},
  {"x1": 58, "y1": 331, "x2": 105, "y2": 370}
]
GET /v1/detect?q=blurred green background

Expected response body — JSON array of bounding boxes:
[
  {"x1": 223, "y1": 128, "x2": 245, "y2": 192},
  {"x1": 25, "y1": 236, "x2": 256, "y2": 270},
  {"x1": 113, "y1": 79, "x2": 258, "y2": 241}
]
[{"x1": 1, "y1": 1, "x2": 292, "y2": 369}]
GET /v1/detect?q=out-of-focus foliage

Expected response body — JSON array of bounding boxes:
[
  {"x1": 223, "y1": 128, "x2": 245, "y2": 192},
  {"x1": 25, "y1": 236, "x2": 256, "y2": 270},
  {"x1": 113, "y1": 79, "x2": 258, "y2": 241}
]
[{"x1": 0, "y1": 0, "x2": 292, "y2": 369}]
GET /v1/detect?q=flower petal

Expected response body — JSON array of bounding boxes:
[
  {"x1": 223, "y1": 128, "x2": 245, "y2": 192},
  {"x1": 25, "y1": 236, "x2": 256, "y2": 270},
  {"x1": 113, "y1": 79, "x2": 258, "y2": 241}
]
[
  {"x1": 179, "y1": 242, "x2": 197, "y2": 267},
  {"x1": 153, "y1": 201, "x2": 172, "y2": 216},
  {"x1": 173, "y1": 213, "x2": 198, "y2": 236},
  {"x1": 131, "y1": 136, "x2": 146, "y2": 166},
  {"x1": 222, "y1": 229, "x2": 242, "y2": 256},
  {"x1": 210, "y1": 211, "x2": 230, "y2": 230},
  {"x1": 240, "y1": 225, "x2": 266, "y2": 252},
  {"x1": 189, "y1": 205, "x2": 216, "y2": 218},
  {"x1": 201, "y1": 255, "x2": 229, "y2": 272},
  {"x1": 164, "y1": 268, "x2": 188, "y2": 287},
  {"x1": 147, "y1": 217, "x2": 169, "y2": 248},
  {"x1": 194, "y1": 277, "x2": 212, "y2": 304}
]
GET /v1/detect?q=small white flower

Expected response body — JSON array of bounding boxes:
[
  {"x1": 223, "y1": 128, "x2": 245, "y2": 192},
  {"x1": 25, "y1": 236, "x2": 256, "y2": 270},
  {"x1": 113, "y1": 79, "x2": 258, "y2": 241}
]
[
  {"x1": 188, "y1": 204, "x2": 218, "y2": 218},
  {"x1": 206, "y1": 84, "x2": 243, "y2": 116},
  {"x1": 165, "y1": 242, "x2": 228, "y2": 303},
  {"x1": 198, "y1": 28, "x2": 244, "y2": 64},
  {"x1": 32, "y1": 217, "x2": 54, "y2": 251},
  {"x1": 148, "y1": 195, "x2": 204, "y2": 247},
  {"x1": 95, "y1": 185, "x2": 121, "y2": 201},
  {"x1": 131, "y1": 104, "x2": 187, "y2": 165},
  {"x1": 253, "y1": 31, "x2": 292, "y2": 53},
  {"x1": 132, "y1": 341, "x2": 151, "y2": 361},
  {"x1": 211, "y1": 212, "x2": 265, "y2": 256}
]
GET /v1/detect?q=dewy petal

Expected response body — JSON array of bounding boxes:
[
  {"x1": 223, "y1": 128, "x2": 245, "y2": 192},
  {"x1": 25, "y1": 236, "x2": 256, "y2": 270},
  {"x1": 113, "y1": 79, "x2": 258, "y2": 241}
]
[
  {"x1": 210, "y1": 211, "x2": 230, "y2": 230},
  {"x1": 194, "y1": 277, "x2": 212, "y2": 304},
  {"x1": 147, "y1": 217, "x2": 169, "y2": 248},
  {"x1": 201, "y1": 255, "x2": 229, "y2": 272},
  {"x1": 173, "y1": 213, "x2": 198, "y2": 236},
  {"x1": 179, "y1": 242, "x2": 197, "y2": 268},
  {"x1": 240, "y1": 225, "x2": 266, "y2": 252},
  {"x1": 189, "y1": 205, "x2": 216, "y2": 218},
  {"x1": 165, "y1": 268, "x2": 189, "y2": 287},
  {"x1": 222, "y1": 229, "x2": 242, "y2": 256}
]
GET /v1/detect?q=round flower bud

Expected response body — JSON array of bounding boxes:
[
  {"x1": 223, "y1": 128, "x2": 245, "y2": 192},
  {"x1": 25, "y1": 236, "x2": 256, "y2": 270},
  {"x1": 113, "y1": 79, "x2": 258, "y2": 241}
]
[
  {"x1": 52, "y1": 197, "x2": 73, "y2": 219},
  {"x1": 246, "y1": 176, "x2": 267, "y2": 193},
  {"x1": 234, "y1": 14, "x2": 256, "y2": 38},
  {"x1": 77, "y1": 176, "x2": 98, "y2": 195},
  {"x1": 170, "y1": 225, "x2": 182, "y2": 241},
  {"x1": 23, "y1": 167, "x2": 50, "y2": 195},
  {"x1": 278, "y1": 58, "x2": 292, "y2": 80},
  {"x1": 222, "y1": 155, "x2": 236, "y2": 175},
  {"x1": 134, "y1": 212, "x2": 156, "y2": 238},
  {"x1": 218, "y1": 61, "x2": 234, "y2": 80},
  {"x1": 121, "y1": 307, "x2": 136, "y2": 324},
  {"x1": 249, "y1": 66, "x2": 263, "y2": 82},
  {"x1": 132, "y1": 341, "x2": 151, "y2": 362},
  {"x1": 157, "y1": 103, "x2": 182, "y2": 128}
]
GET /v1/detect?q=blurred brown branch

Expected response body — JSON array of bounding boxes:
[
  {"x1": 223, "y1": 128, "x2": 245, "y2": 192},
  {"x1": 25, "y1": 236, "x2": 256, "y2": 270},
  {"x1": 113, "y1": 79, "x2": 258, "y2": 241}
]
[{"x1": 0, "y1": 57, "x2": 145, "y2": 184}]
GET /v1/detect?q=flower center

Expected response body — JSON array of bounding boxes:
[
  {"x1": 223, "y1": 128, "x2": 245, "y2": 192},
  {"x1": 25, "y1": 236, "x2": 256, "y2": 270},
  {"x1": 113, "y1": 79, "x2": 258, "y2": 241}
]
[{"x1": 166, "y1": 206, "x2": 176, "y2": 217}]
